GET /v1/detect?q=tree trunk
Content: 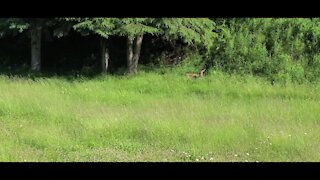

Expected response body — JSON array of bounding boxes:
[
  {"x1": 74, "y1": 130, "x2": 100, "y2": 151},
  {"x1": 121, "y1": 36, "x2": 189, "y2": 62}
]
[
  {"x1": 30, "y1": 25, "x2": 42, "y2": 71},
  {"x1": 132, "y1": 34, "x2": 143, "y2": 74},
  {"x1": 127, "y1": 37, "x2": 134, "y2": 74},
  {"x1": 127, "y1": 35, "x2": 143, "y2": 74},
  {"x1": 100, "y1": 38, "x2": 109, "y2": 73}
]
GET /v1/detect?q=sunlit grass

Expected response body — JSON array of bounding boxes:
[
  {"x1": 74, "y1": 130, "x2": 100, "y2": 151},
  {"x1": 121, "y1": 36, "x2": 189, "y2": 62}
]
[{"x1": 0, "y1": 71, "x2": 319, "y2": 161}]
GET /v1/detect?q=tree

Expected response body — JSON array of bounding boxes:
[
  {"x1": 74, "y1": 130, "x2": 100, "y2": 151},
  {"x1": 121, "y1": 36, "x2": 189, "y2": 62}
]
[
  {"x1": 112, "y1": 18, "x2": 159, "y2": 74},
  {"x1": 1, "y1": 18, "x2": 217, "y2": 74},
  {"x1": 0, "y1": 18, "x2": 70, "y2": 71},
  {"x1": 156, "y1": 18, "x2": 216, "y2": 51},
  {"x1": 70, "y1": 18, "x2": 115, "y2": 73},
  {"x1": 114, "y1": 18, "x2": 216, "y2": 74},
  {"x1": 71, "y1": 18, "x2": 159, "y2": 74},
  {"x1": 121, "y1": 18, "x2": 217, "y2": 74},
  {"x1": 68, "y1": 18, "x2": 217, "y2": 75}
]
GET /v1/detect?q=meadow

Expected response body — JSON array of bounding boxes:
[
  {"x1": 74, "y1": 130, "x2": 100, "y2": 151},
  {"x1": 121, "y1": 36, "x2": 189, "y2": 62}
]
[{"x1": 0, "y1": 71, "x2": 319, "y2": 162}]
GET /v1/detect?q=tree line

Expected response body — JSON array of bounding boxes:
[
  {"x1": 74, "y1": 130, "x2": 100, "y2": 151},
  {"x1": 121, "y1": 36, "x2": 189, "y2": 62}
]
[
  {"x1": 1, "y1": 18, "x2": 320, "y2": 83},
  {"x1": 0, "y1": 18, "x2": 215, "y2": 74}
]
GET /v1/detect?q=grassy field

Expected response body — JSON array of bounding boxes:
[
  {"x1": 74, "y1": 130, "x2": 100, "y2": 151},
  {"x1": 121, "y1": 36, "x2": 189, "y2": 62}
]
[{"x1": 0, "y1": 71, "x2": 319, "y2": 162}]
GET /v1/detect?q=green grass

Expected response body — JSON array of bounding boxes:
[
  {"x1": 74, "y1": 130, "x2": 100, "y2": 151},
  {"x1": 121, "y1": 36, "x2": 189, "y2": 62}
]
[{"x1": 0, "y1": 71, "x2": 319, "y2": 162}]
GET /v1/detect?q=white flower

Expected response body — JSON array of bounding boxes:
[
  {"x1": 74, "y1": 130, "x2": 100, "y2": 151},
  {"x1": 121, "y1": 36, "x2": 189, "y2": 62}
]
[
  {"x1": 196, "y1": 159, "x2": 199, "y2": 162},
  {"x1": 210, "y1": 157, "x2": 214, "y2": 160},
  {"x1": 234, "y1": 154, "x2": 238, "y2": 157},
  {"x1": 246, "y1": 153, "x2": 250, "y2": 156}
]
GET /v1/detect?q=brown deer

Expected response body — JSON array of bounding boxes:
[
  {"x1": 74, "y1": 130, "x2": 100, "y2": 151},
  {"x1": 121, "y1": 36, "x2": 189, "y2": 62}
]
[{"x1": 186, "y1": 69, "x2": 206, "y2": 79}]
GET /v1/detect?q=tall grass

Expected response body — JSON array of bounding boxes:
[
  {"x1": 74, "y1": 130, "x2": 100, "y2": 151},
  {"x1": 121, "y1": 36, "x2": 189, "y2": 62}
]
[{"x1": 0, "y1": 71, "x2": 319, "y2": 162}]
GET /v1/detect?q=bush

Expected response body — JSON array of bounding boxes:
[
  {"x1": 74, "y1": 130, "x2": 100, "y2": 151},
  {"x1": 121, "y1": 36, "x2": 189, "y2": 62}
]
[
  {"x1": 175, "y1": 53, "x2": 206, "y2": 75},
  {"x1": 205, "y1": 18, "x2": 320, "y2": 83}
]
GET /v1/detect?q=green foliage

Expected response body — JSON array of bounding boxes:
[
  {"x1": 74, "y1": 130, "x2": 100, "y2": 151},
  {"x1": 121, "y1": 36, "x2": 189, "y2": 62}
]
[
  {"x1": 173, "y1": 52, "x2": 206, "y2": 75},
  {"x1": 2, "y1": 18, "x2": 320, "y2": 83},
  {"x1": 70, "y1": 18, "x2": 160, "y2": 39},
  {"x1": 70, "y1": 17, "x2": 216, "y2": 48},
  {"x1": 71, "y1": 18, "x2": 116, "y2": 38},
  {"x1": 208, "y1": 18, "x2": 320, "y2": 83},
  {"x1": 0, "y1": 18, "x2": 73, "y2": 38},
  {"x1": 0, "y1": 18, "x2": 29, "y2": 37},
  {"x1": 113, "y1": 18, "x2": 159, "y2": 39},
  {"x1": 155, "y1": 18, "x2": 217, "y2": 50}
]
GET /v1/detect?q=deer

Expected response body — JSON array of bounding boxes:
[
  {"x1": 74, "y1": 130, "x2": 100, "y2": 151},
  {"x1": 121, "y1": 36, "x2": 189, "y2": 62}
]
[{"x1": 186, "y1": 69, "x2": 206, "y2": 79}]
